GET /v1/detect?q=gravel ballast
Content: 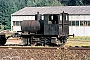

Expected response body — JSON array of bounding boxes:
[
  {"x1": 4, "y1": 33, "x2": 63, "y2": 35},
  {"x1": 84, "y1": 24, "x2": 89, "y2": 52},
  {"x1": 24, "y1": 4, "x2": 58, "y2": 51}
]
[{"x1": 0, "y1": 47, "x2": 90, "y2": 60}]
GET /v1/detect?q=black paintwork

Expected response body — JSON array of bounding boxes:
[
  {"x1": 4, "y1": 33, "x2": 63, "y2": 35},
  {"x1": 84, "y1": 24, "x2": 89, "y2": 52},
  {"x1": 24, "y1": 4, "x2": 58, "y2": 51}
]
[{"x1": 20, "y1": 11, "x2": 69, "y2": 46}]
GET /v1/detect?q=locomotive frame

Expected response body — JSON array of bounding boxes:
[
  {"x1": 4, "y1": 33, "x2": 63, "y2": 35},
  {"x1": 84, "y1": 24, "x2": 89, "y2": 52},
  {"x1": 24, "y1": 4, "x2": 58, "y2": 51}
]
[{"x1": 20, "y1": 11, "x2": 71, "y2": 46}]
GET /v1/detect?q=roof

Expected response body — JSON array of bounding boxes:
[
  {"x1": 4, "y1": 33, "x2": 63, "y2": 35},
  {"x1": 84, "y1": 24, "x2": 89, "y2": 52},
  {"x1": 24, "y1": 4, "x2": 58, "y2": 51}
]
[{"x1": 12, "y1": 6, "x2": 90, "y2": 16}]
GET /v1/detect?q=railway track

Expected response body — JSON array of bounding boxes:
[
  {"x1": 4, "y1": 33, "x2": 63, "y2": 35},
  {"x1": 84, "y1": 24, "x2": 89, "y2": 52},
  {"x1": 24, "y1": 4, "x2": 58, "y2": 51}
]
[
  {"x1": 68, "y1": 46, "x2": 90, "y2": 50},
  {"x1": 0, "y1": 45, "x2": 90, "y2": 50},
  {"x1": 0, "y1": 44, "x2": 60, "y2": 49},
  {"x1": 68, "y1": 40, "x2": 90, "y2": 42}
]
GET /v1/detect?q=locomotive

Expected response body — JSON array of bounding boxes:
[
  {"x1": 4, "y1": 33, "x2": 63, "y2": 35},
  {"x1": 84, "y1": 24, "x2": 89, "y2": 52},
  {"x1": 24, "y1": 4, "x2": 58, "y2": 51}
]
[
  {"x1": 0, "y1": 11, "x2": 73, "y2": 46},
  {"x1": 20, "y1": 11, "x2": 71, "y2": 46}
]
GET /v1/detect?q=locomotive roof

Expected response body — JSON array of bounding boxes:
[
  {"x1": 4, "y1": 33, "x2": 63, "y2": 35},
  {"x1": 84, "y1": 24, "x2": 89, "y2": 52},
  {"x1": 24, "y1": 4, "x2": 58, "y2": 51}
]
[{"x1": 12, "y1": 6, "x2": 90, "y2": 16}]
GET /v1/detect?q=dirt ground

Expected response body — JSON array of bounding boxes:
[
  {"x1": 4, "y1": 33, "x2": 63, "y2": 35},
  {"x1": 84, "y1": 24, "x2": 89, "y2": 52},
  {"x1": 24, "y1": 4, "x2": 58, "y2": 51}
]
[
  {"x1": 6, "y1": 38, "x2": 90, "y2": 46},
  {"x1": 6, "y1": 37, "x2": 22, "y2": 44}
]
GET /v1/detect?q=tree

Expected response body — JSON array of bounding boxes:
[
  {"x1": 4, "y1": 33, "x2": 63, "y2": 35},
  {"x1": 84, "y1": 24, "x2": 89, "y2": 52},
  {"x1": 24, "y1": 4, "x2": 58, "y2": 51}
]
[
  {"x1": 27, "y1": 0, "x2": 36, "y2": 7},
  {"x1": 0, "y1": 0, "x2": 90, "y2": 30},
  {"x1": 82, "y1": 0, "x2": 90, "y2": 5},
  {"x1": 0, "y1": 0, "x2": 18, "y2": 30},
  {"x1": 45, "y1": 0, "x2": 62, "y2": 6},
  {"x1": 67, "y1": 0, "x2": 76, "y2": 6},
  {"x1": 76, "y1": 0, "x2": 83, "y2": 6},
  {"x1": 27, "y1": 0, "x2": 62, "y2": 7},
  {"x1": 67, "y1": 0, "x2": 84, "y2": 6}
]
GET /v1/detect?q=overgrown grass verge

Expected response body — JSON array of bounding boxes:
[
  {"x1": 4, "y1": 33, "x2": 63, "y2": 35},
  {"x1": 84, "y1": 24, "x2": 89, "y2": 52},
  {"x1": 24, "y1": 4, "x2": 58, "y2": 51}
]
[
  {"x1": 65, "y1": 36, "x2": 90, "y2": 46},
  {"x1": 68, "y1": 36, "x2": 90, "y2": 41}
]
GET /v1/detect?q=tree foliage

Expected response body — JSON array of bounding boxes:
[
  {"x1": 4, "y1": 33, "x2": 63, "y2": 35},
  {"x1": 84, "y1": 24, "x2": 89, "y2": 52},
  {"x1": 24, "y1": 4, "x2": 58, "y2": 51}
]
[
  {"x1": 0, "y1": 0, "x2": 90, "y2": 30},
  {"x1": 27, "y1": 0, "x2": 62, "y2": 7}
]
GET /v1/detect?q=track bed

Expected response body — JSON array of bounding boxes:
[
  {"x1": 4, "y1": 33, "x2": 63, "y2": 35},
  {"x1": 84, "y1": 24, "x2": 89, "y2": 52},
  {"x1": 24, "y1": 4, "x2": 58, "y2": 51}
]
[
  {"x1": 0, "y1": 38, "x2": 90, "y2": 60},
  {"x1": 0, "y1": 46, "x2": 90, "y2": 60}
]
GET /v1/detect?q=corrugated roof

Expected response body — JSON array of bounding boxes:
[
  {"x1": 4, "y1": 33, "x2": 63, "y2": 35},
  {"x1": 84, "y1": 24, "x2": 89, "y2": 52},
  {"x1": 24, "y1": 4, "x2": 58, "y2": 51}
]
[{"x1": 11, "y1": 6, "x2": 90, "y2": 16}]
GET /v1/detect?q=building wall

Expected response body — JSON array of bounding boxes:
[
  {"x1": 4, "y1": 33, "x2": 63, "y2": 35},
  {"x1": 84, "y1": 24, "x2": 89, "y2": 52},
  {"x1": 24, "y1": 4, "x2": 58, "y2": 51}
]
[
  {"x1": 69, "y1": 26, "x2": 90, "y2": 36},
  {"x1": 11, "y1": 15, "x2": 35, "y2": 31},
  {"x1": 11, "y1": 14, "x2": 90, "y2": 36},
  {"x1": 69, "y1": 15, "x2": 90, "y2": 36}
]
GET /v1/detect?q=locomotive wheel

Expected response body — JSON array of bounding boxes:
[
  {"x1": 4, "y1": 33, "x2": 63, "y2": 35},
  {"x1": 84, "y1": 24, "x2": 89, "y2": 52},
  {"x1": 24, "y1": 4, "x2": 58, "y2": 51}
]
[
  {"x1": 22, "y1": 38, "x2": 28, "y2": 46},
  {"x1": 58, "y1": 37, "x2": 67, "y2": 45},
  {"x1": 60, "y1": 39, "x2": 67, "y2": 44}
]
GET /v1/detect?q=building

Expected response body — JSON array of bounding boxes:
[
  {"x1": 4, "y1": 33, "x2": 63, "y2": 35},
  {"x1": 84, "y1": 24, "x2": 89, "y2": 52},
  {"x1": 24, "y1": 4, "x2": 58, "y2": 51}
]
[{"x1": 11, "y1": 6, "x2": 90, "y2": 36}]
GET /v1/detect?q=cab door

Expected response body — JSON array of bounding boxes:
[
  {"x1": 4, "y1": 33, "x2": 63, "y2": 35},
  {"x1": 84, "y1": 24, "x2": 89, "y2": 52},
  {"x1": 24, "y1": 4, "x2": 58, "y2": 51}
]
[
  {"x1": 44, "y1": 14, "x2": 59, "y2": 35},
  {"x1": 60, "y1": 12, "x2": 69, "y2": 36}
]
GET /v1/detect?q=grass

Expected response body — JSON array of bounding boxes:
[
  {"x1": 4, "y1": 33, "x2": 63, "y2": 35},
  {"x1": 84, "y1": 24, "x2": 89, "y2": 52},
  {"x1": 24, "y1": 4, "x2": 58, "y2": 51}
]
[
  {"x1": 68, "y1": 36, "x2": 90, "y2": 41},
  {"x1": 65, "y1": 41, "x2": 90, "y2": 47},
  {"x1": 5, "y1": 33, "x2": 13, "y2": 38},
  {"x1": 64, "y1": 36, "x2": 90, "y2": 46}
]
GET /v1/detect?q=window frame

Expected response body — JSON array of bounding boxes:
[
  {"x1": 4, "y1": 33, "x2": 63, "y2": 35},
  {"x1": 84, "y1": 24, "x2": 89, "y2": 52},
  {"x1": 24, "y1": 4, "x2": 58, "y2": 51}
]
[
  {"x1": 69, "y1": 21, "x2": 79, "y2": 26},
  {"x1": 13, "y1": 21, "x2": 22, "y2": 26}
]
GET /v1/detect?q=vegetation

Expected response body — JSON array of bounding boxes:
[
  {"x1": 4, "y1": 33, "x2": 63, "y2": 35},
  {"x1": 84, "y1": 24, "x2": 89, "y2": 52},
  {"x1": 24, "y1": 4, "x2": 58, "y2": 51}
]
[
  {"x1": 0, "y1": 0, "x2": 90, "y2": 30},
  {"x1": 68, "y1": 36, "x2": 90, "y2": 40},
  {"x1": 65, "y1": 40, "x2": 90, "y2": 46},
  {"x1": 65, "y1": 36, "x2": 90, "y2": 46}
]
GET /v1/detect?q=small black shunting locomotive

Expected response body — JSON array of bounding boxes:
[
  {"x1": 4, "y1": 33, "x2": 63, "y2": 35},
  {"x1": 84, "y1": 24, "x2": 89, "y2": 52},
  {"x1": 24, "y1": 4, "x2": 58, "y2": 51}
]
[
  {"x1": 20, "y1": 11, "x2": 73, "y2": 46},
  {"x1": 0, "y1": 11, "x2": 74, "y2": 46}
]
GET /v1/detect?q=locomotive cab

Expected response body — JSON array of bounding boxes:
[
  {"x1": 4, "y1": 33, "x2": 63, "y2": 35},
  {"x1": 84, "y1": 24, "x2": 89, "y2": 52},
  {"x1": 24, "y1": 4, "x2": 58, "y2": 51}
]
[
  {"x1": 43, "y1": 12, "x2": 69, "y2": 44},
  {"x1": 44, "y1": 14, "x2": 60, "y2": 35},
  {"x1": 43, "y1": 12, "x2": 69, "y2": 37}
]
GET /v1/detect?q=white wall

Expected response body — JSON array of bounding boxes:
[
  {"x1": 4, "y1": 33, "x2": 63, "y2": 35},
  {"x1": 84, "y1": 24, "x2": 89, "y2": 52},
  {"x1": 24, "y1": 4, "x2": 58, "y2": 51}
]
[
  {"x1": 69, "y1": 15, "x2": 90, "y2": 21},
  {"x1": 11, "y1": 15, "x2": 35, "y2": 31},
  {"x1": 11, "y1": 15, "x2": 90, "y2": 36},
  {"x1": 69, "y1": 15, "x2": 90, "y2": 36},
  {"x1": 69, "y1": 26, "x2": 90, "y2": 36}
]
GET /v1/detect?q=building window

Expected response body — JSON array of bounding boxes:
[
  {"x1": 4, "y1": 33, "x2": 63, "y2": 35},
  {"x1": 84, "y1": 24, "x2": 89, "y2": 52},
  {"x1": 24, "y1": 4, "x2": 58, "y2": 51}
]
[
  {"x1": 80, "y1": 21, "x2": 87, "y2": 26},
  {"x1": 70, "y1": 20, "x2": 90, "y2": 26},
  {"x1": 72, "y1": 21, "x2": 75, "y2": 26},
  {"x1": 88, "y1": 21, "x2": 90, "y2": 26},
  {"x1": 13, "y1": 21, "x2": 22, "y2": 26},
  {"x1": 13, "y1": 21, "x2": 15, "y2": 26},
  {"x1": 80, "y1": 21, "x2": 83, "y2": 26},
  {"x1": 19, "y1": 21, "x2": 22, "y2": 26},
  {"x1": 16, "y1": 21, "x2": 19, "y2": 26},
  {"x1": 69, "y1": 21, "x2": 71, "y2": 26},
  {"x1": 69, "y1": 21, "x2": 79, "y2": 26},
  {"x1": 76, "y1": 21, "x2": 79, "y2": 26},
  {"x1": 48, "y1": 15, "x2": 58, "y2": 24}
]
